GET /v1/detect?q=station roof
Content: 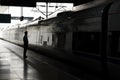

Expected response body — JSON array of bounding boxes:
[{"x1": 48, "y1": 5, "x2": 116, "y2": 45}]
[
  {"x1": 36, "y1": 0, "x2": 94, "y2": 6},
  {"x1": 0, "y1": 0, "x2": 93, "y2": 7}
]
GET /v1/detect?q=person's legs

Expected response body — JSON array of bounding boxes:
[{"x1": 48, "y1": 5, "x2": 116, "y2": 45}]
[{"x1": 24, "y1": 46, "x2": 27, "y2": 58}]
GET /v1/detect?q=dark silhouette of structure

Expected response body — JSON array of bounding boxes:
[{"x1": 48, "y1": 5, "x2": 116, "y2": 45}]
[{"x1": 23, "y1": 31, "x2": 28, "y2": 58}]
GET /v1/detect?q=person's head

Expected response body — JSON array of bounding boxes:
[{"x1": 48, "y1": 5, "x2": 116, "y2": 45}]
[{"x1": 24, "y1": 31, "x2": 28, "y2": 35}]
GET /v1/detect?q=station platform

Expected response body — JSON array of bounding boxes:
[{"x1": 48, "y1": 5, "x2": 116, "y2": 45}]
[
  {"x1": 0, "y1": 39, "x2": 108, "y2": 80},
  {"x1": 0, "y1": 39, "x2": 80, "y2": 80}
]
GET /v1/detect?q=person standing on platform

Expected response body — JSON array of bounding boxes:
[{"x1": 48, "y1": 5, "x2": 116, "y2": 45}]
[{"x1": 23, "y1": 31, "x2": 28, "y2": 59}]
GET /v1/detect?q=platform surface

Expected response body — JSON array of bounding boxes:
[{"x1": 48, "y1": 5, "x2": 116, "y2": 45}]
[{"x1": 0, "y1": 39, "x2": 80, "y2": 80}]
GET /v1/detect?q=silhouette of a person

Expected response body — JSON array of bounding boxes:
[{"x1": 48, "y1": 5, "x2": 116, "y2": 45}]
[{"x1": 23, "y1": 31, "x2": 28, "y2": 58}]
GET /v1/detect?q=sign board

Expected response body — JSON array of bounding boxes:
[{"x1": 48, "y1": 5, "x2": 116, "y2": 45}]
[{"x1": 0, "y1": 14, "x2": 11, "y2": 23}]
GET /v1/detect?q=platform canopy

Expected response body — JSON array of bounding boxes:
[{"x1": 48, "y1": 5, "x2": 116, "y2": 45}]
[
  {"x1": 36, "y1": 0, "x2": 93, "y2": 6},
  {"x1": 0, "y1": 0, "x2": 93, "y2": 7}
]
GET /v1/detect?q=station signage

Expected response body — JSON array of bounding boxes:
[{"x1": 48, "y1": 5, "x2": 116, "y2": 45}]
[{"x1": 0, "y1": 14, "x2": 11, "y2": 23}]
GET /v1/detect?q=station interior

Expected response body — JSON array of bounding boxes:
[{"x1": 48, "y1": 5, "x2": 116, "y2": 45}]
[{"x1": 0, "y1": 0, "x2": 120, "y2": 80}]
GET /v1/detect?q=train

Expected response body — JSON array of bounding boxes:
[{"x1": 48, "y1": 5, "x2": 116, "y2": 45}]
[{"x1": 1, "y1": 0, "x2": 120, "y2": 79}]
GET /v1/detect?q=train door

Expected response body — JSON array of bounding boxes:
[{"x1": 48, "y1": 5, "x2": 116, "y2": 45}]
[
  {"x1": 55, "y1": 32, "x2": 66, "y2": 49},
  {"x1": 108, "y1": 1, "x2": 120, "y2": 57}
]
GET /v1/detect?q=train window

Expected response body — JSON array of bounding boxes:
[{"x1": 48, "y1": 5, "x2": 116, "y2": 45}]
[
  {"x1": 56, "y1": 32, "x2": 66, "y2": 48},
  {"x1": 43, "y1": 41, "x2": 47, "y2": 46},
  {"x1": 47, "y1": 36, "x2": 49, "y2": 42},
  {"x1": 15, "y1": 33, "x2": 18, "y2": 40},
  {"x1": 73, "y1": 32, "x2": 100, "y2": 54},
  {"x1": 109, "y1": 31, "x2": 120, "y2": 57},
  {"x1": 40, "y1": 35, "x2": 43, "y2": 44}
]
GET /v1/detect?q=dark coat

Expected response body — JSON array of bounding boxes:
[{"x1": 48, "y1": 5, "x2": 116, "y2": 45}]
[{"x1": 23, "y1": 35, "x2": 28, "y2": 47}]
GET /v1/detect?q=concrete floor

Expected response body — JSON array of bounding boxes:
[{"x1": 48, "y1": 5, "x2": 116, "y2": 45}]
[{"x1": 0, "y1": 39, "x2": 79, "y2": 80}]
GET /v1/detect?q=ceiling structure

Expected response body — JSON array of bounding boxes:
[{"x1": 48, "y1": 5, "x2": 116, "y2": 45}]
[
  {"x1": 0, "y1": 0, "x2": 114, "y2": 13},
  {"x1": 36, "y1": 0, "x2": 94, "y2": 6},
  {"x1": 0, "y1": 0, "x2": 95, "y2": 18},
  {"x1": 0, "y1": 0, "x2": 94, "y2": 7}
]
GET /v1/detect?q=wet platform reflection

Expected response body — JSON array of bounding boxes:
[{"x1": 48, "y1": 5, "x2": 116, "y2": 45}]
[{"x1": 0, "y1": 40, "x2": 79, "y2": 80}]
